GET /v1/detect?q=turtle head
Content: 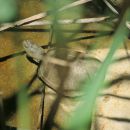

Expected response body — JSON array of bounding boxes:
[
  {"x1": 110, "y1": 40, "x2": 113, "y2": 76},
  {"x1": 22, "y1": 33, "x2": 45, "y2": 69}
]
[{"x1": 23, "y1": 40, "x2": 44, "y2": 63}]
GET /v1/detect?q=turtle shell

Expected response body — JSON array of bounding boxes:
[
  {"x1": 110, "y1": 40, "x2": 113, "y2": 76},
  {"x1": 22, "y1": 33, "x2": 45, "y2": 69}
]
[{"x1": 38, "y1": 48, "x2": 101, "y2": 97}]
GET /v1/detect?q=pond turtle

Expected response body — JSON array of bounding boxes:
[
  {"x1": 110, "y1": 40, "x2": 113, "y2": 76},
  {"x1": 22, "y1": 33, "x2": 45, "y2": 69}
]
[{"x1": 23, "y1": 40, "x2": 101, "y2": 97}]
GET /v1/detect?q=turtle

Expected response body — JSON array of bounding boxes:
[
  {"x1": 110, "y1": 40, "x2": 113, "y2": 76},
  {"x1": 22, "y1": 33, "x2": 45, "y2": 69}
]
[
  {"x1": 23, "y1": 40, "x2": 102, "y2": 129},
  {"x1": 23, "y1": 40, "x2": 101, "y2": 97}
]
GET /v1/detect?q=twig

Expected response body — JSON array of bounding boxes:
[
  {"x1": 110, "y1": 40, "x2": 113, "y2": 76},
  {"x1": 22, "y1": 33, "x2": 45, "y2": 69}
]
[
  {"x1": 103, "y1": 0, "x2": 119, "y2": 15},
  {"x1": 0, "y1": 0, "x2": 92, "y2": 31},
  {"x1": 23, "y1": 17, "x2": 109, "y2": 26},
  {"x1": 0, "y1": 92, "x2": 5, "y2": 130},
  {"x1": 39, "y1": 86, "x2": 45, "y2": 130},
  {"x1": 48, "y1": 25, "x2": 54, "y2": 47},
  {"x1": 59, "y1": 0, "x2": 92, "y2": 11}
]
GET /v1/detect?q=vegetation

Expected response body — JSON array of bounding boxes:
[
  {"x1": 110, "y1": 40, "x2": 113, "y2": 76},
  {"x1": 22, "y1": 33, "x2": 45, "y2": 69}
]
[{"x1": 0, "y1": 0, "x2": 130, "y2": 130}]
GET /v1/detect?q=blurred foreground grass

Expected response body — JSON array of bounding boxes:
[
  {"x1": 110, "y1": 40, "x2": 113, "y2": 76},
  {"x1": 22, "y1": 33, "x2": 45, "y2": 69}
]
[{"x1": 1, "y1": 0, "x2": 130, "y2": 130}]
